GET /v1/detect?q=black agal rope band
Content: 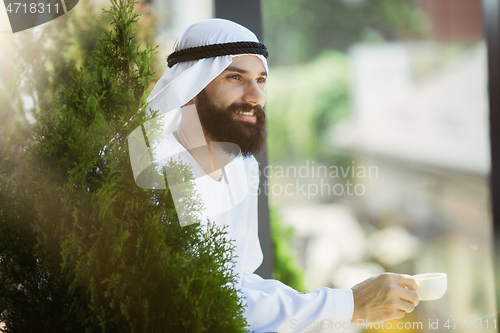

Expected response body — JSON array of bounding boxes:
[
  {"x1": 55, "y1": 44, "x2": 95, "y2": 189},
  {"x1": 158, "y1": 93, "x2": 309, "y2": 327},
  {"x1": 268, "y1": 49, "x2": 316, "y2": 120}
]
[{"x1": 167, "y1": 41, "x2": 268, "y2": 68}]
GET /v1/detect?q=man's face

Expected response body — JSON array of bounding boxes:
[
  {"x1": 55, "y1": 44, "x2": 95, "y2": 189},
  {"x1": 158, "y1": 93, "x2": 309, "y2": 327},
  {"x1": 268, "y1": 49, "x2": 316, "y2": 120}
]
[{"x1": 194, "y1": 55, "x2": 267, "y2": 157}]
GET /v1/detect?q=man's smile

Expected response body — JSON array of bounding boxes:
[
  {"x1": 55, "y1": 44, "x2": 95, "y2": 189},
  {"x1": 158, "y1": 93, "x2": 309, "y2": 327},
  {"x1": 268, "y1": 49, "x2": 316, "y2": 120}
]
[{"x1": 235, "y1": 110, "x2": 257, "y2": 123}]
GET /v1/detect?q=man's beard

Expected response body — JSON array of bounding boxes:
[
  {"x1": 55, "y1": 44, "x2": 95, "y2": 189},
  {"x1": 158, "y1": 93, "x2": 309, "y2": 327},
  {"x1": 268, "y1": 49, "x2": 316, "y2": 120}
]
[{"x1": 195, "y1": 89, "x2": 266, "y2": 157}]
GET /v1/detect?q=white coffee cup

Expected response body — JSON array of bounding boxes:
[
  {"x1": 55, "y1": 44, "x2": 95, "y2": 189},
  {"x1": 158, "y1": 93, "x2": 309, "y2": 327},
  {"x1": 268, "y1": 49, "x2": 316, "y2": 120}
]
[{"x1": 412, "y1": 273, "x2": 447, "y2": 301}]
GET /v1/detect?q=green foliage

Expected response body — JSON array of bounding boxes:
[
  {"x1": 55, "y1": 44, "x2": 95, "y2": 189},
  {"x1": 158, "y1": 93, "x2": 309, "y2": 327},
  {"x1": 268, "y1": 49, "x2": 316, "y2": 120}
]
[
  {"x1": 0, "y1": 0, "x2": 249, "y2": 331},
  {"x1": 263, "y1": 0, "x2": 428, "y2": 66},
  {"x1": 0, "y1": 186, "x2": 93, "y2": 332},
  {"x1": 266, "y1": 51, "x2": 349, "y2": 163},
  {"x1": 0, "y1": 4, "x2": 109, "y2": 330},
  {"x1": 270, "y1": 205, "x2": 305, "y2": 292}
]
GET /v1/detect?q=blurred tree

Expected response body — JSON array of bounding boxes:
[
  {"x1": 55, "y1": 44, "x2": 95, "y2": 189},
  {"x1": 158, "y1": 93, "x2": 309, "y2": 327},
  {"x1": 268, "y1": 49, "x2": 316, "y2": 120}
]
[
  {"x1": 270, "y1": 204, "x2": 305, "y2": 292},
  {"x1": 266, "y1": 51, "x2": 349, "y2": 164},
  {"x1": 0, "y1": 0, "x2": 248, "y2": 331},
  {"x1": 263, "y1": 0, "x2": 428, "y2": 66}
]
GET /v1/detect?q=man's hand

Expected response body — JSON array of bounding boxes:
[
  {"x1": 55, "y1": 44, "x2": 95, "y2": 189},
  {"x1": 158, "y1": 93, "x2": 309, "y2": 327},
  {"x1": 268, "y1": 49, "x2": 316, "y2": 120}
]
[{"x1": 351, "y1": 273, "x2": 419, "y2": 323}]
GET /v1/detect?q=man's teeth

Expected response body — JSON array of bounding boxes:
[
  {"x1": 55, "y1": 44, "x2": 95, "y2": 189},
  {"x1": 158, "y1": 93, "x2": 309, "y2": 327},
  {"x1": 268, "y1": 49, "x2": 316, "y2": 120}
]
[{"x1": 236, "y1": 111, "x2": 255, "y2": 116}]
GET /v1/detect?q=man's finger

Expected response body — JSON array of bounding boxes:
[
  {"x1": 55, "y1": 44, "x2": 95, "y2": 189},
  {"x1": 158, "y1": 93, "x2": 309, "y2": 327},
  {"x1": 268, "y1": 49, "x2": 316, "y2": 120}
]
[
  {"x1": 398, "y1": 288, "x2": 420, "y2": 307},
  {"x1": 396, "y1": 298, "x2": 416, "y2": 313},
  {"x1": 395, "y1": 274, "x2": 418, "y2": 291},
  {"x1": 393, "y1": 309, "x2": 406, "y2": 319}
]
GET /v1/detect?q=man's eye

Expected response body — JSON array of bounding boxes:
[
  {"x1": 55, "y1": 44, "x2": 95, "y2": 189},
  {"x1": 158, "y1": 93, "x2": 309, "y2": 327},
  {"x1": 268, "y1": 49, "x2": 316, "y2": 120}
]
[
  {"x1": 257, "y1": 78, "x2": 267, "y2": 84},
  {"x1": 228, "y1": 74, "x2": 241, "y2": 80}
]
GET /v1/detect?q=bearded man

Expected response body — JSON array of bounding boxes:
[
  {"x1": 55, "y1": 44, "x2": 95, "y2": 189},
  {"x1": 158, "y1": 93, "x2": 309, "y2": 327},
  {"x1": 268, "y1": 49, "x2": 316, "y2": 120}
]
[{"x1": 140, "y1": 19, "x2": 419, "y2": 332}]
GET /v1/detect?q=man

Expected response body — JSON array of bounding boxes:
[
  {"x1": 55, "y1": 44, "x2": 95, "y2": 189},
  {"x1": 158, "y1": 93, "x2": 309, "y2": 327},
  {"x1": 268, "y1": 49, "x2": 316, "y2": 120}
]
[{"x1": 142, "y1": 19, "x2": 419, "y2": 332}]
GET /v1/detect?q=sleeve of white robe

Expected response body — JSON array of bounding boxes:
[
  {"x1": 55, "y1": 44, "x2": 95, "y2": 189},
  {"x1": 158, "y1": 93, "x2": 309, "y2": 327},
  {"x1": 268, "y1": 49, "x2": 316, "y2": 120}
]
[{"x1": 240, "y1": 158, "x2": 354, "y2": 333}]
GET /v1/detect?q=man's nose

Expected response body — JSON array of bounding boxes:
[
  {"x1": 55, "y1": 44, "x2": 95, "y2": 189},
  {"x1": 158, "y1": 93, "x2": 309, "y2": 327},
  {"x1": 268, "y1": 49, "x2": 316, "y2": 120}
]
[{"x1": 242, "y1": 81, "x2": 266, "y2": 107}]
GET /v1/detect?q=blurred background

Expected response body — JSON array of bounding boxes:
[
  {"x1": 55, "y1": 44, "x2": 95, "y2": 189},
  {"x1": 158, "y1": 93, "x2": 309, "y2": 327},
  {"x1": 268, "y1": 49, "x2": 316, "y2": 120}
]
[
  {"x1": 0, "y1": 0, "x2": 496, "y2": 332},
  {"x1": 261, "y1": 1, "x2": 495, "y2": 332},
  {"x1": 262, "y1": 0, "x2": 495, "y2": 332}
]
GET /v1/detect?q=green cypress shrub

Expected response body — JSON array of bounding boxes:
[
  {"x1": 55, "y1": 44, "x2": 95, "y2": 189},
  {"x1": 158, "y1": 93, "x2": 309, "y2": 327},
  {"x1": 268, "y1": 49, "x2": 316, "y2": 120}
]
[{"x1": 0, "y1": 0, "x2": 249, "y2": 331}]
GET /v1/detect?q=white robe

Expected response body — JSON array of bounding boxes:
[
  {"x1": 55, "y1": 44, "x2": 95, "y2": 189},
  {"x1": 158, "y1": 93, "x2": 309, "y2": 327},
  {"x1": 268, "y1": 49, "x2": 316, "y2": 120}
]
[{"x1": 157, "y1": 133, "x2": 354, "y2": 332}]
